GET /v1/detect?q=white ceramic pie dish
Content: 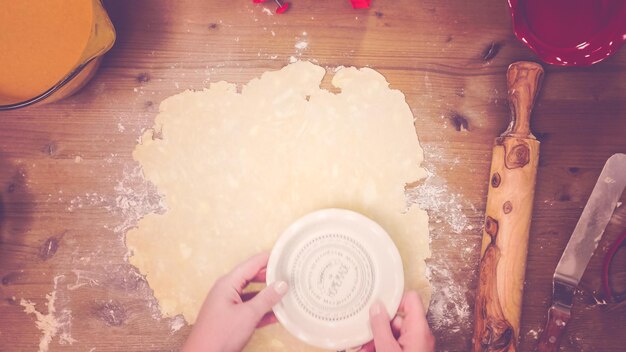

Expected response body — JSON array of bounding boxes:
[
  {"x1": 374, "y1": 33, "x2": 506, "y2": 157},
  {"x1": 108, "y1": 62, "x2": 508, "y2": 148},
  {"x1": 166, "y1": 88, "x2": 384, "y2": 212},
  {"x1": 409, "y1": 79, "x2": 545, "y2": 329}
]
[{"x1": 266, "y1": 208, "x2": 404, "y2": 350}]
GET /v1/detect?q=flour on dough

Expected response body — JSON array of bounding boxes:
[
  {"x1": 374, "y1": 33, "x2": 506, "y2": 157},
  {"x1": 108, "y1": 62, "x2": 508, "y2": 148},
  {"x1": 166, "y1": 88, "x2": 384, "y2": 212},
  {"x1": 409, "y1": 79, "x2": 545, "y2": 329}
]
[{"x1": 126, "y1": 61, "x2": 430, "y2": 351}]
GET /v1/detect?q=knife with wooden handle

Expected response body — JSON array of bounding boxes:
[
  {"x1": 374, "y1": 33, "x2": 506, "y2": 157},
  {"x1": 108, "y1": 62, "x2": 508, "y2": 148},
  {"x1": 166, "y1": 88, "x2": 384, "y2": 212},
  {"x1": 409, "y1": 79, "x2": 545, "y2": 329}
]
[
  {"x1": 537, "y1": 153, "x2": 626, "y2": 352},
  {"x1": 472, "y1": 61, "x2": 544, "y2": 352}
]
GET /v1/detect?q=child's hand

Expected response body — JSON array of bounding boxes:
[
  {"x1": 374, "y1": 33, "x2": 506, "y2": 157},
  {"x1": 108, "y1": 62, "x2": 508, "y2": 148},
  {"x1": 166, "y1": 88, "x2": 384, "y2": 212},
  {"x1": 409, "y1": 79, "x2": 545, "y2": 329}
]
[
  {"x1": 182, "y1": 253, "x2": 288, "y2": 352},
  {"x1": 358, "y1": 291, "x2": 435, "y2": 352}
]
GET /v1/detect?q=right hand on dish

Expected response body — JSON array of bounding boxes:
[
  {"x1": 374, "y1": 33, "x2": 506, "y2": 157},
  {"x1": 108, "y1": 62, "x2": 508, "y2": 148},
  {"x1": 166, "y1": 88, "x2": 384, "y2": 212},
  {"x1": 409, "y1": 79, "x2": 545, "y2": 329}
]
[{"x1": 358, "y1": 291, "x2": 435, "y2": 352}]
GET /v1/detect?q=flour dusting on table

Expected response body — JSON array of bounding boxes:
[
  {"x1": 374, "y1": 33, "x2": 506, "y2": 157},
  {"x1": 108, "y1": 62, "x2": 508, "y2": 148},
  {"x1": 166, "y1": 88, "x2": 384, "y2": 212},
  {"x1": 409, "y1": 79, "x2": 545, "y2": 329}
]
[
  {"x1": 112, "y1": 165, "x2": 165, "y2": 236},
  {"x1": 169, "y1": 315, "x2": 187, "y2": 333},
  {"x1": 409, "y1": 144, "x2": 480, "y2": 340},
  {"x1": 408, "y1": 172, "x2": 469, "y2": 234},
  {"x1": 20, "y1": 276, "x2": 75, "y2": 352}
]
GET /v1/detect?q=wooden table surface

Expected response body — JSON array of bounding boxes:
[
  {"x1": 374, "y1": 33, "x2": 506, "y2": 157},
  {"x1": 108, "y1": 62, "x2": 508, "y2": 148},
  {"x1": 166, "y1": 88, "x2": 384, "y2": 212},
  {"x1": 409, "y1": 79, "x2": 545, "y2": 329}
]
[{"x1": 1, "y1": 1, "x2": 625, "y2": 351}]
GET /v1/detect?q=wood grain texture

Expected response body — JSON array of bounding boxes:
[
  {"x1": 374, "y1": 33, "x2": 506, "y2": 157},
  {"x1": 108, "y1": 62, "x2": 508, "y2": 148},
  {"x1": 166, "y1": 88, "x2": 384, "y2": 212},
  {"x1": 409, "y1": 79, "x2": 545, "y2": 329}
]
[
  {"x1": 1, "y1": 1, "x2": 625, "y2": 351},
  {"x1": 473, "y1": 137, "x2": 540, "y2": 352},
  {"x1": 473, "y1": 62, "x2": 543, "y2": 352},
  {"x1": 505, "y1": 62, "x2": 544, "y2": 138}
]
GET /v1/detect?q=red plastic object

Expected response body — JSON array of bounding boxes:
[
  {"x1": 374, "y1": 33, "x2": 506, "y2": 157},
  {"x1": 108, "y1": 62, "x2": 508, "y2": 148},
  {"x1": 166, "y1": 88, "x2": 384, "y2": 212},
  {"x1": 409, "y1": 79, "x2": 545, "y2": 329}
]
[
  {"x1": 276, "y1": 2, "x2": 289, "y2": 13},
  {"x1": 508, "y1": 0, "x2": 626, "y2": 66},
  {"x1": 350, "y1": 0, "x2": 371, "y2": 9},
  {"x1": 603, "y1": 230, "x2": 626, "y2": 303},
  {"x1": 252, "y1": 0, "x2": 290, "y2": 14}
]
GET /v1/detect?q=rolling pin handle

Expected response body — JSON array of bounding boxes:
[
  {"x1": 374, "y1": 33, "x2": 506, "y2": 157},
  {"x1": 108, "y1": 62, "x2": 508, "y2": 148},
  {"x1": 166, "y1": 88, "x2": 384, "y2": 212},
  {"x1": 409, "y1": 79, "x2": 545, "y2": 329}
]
[{"x1": 504, "y1": 61, "x2": 544, "y2": 138}]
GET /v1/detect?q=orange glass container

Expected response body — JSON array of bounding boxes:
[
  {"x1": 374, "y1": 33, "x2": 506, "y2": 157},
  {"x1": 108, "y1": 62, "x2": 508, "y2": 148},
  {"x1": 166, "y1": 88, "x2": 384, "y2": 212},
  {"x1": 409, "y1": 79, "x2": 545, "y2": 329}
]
[{"x1": 0, "y1": 0, "x2": 116, "y2": 110}]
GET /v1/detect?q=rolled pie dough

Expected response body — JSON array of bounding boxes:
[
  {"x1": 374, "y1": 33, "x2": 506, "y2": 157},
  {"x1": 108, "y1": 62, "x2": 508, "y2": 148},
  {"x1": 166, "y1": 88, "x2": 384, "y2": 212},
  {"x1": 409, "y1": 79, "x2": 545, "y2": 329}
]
[{"x1": 126, "y1": 61, "x2": 430, "y2": 351}]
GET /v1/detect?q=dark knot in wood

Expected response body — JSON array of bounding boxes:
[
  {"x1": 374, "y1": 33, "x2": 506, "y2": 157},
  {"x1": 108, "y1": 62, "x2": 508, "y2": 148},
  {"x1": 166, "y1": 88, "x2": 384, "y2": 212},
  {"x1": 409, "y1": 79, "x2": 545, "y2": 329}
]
[
  {"x1": 39, "y1": 237, "x2": 59, "y2": 261},
  {"x1": 485, "y1": 216, "x2": 499, "y2": 238},
  {"x1": 505, "y1": 141, "x2": 530, "y2": 169},
  {"x1": 136, "y1": 72, "x2": 151, "y2": 83},
  {"x1": 503, "y1": 201, "x2": 513, "y2": 214},
  {"x1": 482, "y1": 41, "x2": 503, "y2": 62},
  {"x1": 480, "y1": 320, "x2": 514, "y2": 351},
  {"x1": 491, "y1": 173, "x2": 501, "y2": 188},
  {"x1": 451, "y1": 112, "x2": 469, "y2": 132},
  {"x1": 43, "y1": 142, "x2": 58, "y2": 156},
  {"x1": 2, "y1": 272, "x2": 21, "y2": 286}
]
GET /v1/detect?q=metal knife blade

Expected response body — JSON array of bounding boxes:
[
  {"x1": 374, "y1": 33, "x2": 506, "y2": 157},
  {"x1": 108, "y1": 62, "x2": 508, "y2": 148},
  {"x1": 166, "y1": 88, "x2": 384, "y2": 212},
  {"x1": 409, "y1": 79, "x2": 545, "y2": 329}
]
[
  {"x1": 537, "y1": 154, "x2": 626, "y2": 352},
  {"x1": 554, "y1": 153, "x2": 626, "y2": 289}
]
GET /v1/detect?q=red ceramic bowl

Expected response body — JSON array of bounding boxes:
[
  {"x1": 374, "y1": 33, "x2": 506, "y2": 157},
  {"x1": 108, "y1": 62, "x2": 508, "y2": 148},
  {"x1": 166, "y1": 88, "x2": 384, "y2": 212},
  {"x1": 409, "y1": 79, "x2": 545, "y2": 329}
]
[{"x1": 509, "y1": 0, "x2": 626, "y2": 66}]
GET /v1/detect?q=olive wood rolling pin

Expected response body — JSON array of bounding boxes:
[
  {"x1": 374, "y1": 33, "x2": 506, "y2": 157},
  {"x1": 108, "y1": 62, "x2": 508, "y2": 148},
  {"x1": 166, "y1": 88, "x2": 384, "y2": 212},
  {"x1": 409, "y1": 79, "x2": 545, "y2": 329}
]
[{"x1": 472, "y1": 61, "x2": 544, "y2": 352}]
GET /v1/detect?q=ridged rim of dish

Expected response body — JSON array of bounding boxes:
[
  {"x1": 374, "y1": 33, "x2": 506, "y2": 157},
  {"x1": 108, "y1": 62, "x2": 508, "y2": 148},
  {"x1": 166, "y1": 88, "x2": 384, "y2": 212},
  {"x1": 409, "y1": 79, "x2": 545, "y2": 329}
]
[{"x1": 508, "y1": 0, "x2": 626, "y2": 66}]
